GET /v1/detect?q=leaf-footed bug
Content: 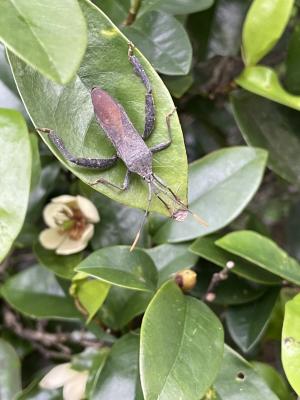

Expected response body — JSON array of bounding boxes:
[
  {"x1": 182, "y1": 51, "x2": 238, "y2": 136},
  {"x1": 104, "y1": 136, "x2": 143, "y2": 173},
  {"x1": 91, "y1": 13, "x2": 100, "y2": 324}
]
[{"x1": 38, "y1": 43, "x2": 207, "y2": 250}]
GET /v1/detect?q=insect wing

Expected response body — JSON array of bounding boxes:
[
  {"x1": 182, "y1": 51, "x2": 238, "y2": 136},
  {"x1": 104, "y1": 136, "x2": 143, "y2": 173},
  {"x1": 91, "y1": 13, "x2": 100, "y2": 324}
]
[{"x1": 91, "y1": 87, "x2": 125, "y2": 140}]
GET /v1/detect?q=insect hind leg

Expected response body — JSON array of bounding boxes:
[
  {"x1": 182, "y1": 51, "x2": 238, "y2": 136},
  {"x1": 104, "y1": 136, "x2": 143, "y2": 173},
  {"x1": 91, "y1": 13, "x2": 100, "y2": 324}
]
[
  {"x1": 150, "y1": 108, "x2": 176, "y2": 154},
  {"x1": 128, "y1": 42, "x2": 155, "y2": 140},
  {"x1": 91, "y1": 170, "x2": 131, "y2": 191},
  {"x1": 37, "y1": 128, "x2": 118, "y2": 169}
]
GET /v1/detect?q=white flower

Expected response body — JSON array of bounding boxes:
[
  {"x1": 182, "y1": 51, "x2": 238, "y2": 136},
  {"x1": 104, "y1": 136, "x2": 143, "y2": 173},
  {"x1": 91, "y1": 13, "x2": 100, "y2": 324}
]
[
  {"x1": 39, "y1": 195, "x2": 100, "y2": 255},
  {"x1": 40, "y1": 363, "x2": 88, "y2": 400}
]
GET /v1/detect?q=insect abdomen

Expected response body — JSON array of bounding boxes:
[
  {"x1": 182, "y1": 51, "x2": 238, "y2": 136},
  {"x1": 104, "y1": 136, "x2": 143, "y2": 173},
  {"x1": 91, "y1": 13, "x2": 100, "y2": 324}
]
[{"x1": 91, "y1": 86, "x2": 153, "y2": 177}]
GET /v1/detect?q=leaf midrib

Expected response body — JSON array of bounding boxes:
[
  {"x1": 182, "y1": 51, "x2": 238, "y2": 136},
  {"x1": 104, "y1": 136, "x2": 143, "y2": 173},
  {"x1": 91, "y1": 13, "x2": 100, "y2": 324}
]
[{"x1": 158, "y1": 299, "x2": 187, "y2": 399}]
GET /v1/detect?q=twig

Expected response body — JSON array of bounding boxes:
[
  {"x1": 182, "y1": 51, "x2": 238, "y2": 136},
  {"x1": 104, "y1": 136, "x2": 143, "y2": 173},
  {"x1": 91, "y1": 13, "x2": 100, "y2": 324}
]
[
  {"x1": 123, "y1": 0, "x2": 141, "y2": 26},
  {"x1": 3, "y1": 307, "x2": 105, "y2": 360},
  {"x1": 204, "y1": 261, "x2": 235, "y2": 302}
]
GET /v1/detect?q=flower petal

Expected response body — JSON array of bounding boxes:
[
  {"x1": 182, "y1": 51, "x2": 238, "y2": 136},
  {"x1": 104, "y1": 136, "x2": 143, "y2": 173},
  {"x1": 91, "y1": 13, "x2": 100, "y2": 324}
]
[
  {"x1": 40, "y1": 363, "x2": 77, "y2": 390},
  {"x1": 76, "y1": 195, "x2": 100, "y2": 223},
  {"x1": 81, "y1": 224, "x2": 94, "y2": 242},
  {"x1": 56, "y1": 236, "x2": 88, "y2": 255},
  {"x1": 39, "y1": 228, "x2": 66, "y2": 250},
  {"x1": 43, "y1": 203, "x2": 73, "y2": 228},
  {"x1": 63, "y1": 371, "x2": 88, "y2": 400}
]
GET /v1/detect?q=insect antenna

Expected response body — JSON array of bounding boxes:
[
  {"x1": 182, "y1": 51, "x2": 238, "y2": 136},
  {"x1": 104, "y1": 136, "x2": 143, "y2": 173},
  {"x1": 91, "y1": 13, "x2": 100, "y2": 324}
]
[
  {"x1": 130, "y1": 182, "x2": 153, "y2": 252},
  {"x1": 152, "y1": 174, "x2": 208, "y2": 226}
]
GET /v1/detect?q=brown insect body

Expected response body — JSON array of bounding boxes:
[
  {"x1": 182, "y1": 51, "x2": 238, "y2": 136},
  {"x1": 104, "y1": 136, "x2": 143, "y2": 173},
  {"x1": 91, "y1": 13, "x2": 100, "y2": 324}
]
[{"x1": 91, "y1": 87, "x2": 153, "y2": 180}]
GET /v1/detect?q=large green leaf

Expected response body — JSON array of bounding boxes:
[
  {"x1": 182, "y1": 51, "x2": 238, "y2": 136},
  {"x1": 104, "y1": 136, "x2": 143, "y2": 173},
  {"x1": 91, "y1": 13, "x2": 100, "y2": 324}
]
[
  {"x1": 0, "y1": 109, "x2": 31, "y2": 262},
  {"x1": 163, "y1": 74, "x2": 193, "y2": 99},
  {"x1": 207, "y1": 0, "x2": 250, "y2": 58},
  {"x1": 92, "y1": 333, "x2": 143, "y2": 400},
  {"x1": 216, "y1": 231, "x2": 300, "y2": 285},
  {"x1": 34, "y1": 242, "x2": 82, "y2": 280},
  {"x1": 286, "y1": 24, "x2": 300, "y2": 95},
  {"x1": 242, "y1": 0, "x2": 294, "y2": 66},
  {"x1": 140, "y1": 0, "x2": 214, "y2": 15},
  {"x1": 73, "y1": 278, "x2": 110, "y2": 324},
  {"x1": 29, "y1": 134, "x2": 41, "y2": 190},
  {"x1": 123, "y1": 11, "x2": 192, "y2": 75},
  {"x1": 0, "y1": 0, "x2": 87, "y2": 83},
  {"x1": 251, "y1": 362, "x2": 294, "y2": 400},
  {"x1": 286, "y1": 201, "x2": 300, "y2": 260},
  {"x1": 1, "y1": 265, "x2": 80, "y2": 319},
  {"x1": 282, "y1": 293, "x2": 300, "y2": 396},
  {"x1": 226, "y1": 288, "x2": 279, "y2": 353},
  {"x1": 76, "y1": 246, "x2": 157, "y2": 291},
  {"x1": 213, "y1": 346, "x2": 279, "y2": 399},
  {"x1": 154, "y1": 147, "x2": 267, "y2": 243},
  {"x1": 146, "y1": 243, "x2": 198, "y2": 285},
  {"x1": 231, "y1": 90, "x2": 300, "y2": 186},
  {"x1": 190, "y1": 235, "x2": 281, "y2": 285},
  {"x1": 99, "y1": 286, "x2": 152, "y2": 330},
  {"x1": 84, "y1": 349, "x2": 109, "y2": 398},
  {"x1": 9, "y1": 0, "x2": 188, "y2": 216},
  {"x1": 0, "y1": 339, "x2": 21, "y2": 400},
  {"x1": 140, "y1": 281, "x2": 224, "y2": 400},
  {"x1": 236, "y1": 66, "x2": 300, "y2": 111}
]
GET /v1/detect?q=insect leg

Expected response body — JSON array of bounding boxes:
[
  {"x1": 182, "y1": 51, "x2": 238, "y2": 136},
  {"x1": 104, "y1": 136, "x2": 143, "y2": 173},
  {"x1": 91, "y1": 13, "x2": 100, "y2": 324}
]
[
  {"x1": 91, "y1": 170, "x2": 131, "y2": 190},
  {"x1": 153, "y1": 173, "x2": 181, "y2": 202},
  {"x1": 38, "y1": 128, "x2": 118, "y2": 169},
  {"x1": 130, "y1": 182, "x2": 152, "y2": 251},
  {"x1": 150, "y1": 108, "x2": 176, "y2": 154},
  {"x1": 155, "y1": 194, "x2": 173, "y2": 217},
  {"x1": 128, "y1": 42, "x2": 155, "y2": 140}
]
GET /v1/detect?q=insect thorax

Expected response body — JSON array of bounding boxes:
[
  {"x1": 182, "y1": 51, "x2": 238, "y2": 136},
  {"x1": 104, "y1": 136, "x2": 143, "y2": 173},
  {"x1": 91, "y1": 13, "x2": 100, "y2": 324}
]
[{"x1": 121, "y1": 145, "x2": 153, "y2": 178}]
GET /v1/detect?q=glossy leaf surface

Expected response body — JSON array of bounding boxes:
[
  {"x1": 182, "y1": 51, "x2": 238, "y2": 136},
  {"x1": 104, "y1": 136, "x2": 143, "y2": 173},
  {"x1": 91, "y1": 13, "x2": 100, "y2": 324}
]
[
  {"x1": 74, "y1": 278, "x2": 110, "y2": 324},
  {"x1": 236, "y1": 66, "x2": 300, "y2": 111},
  {"x1": 282, "y1": 293, "x2": 300, "y2": 396},
  {"x1": 1, "y1": 265, "x2": 80, "y2": 319},
  {"x1": 0, "y1": 109, "x2": 31, "y2": 262},
  {"x1": 286, "y1": 24, "x2": 300, "y2": 94},
  {"x1": 140, "y1": 281, "x2": 224, "y2": 400},
  {"x1": 34, "y1": 242, "x2": 82, "y2": 280},
  {"x1": 213, "y1": 346, "x2": 279, "y2": 399},
  {"x1": 123, "y1": 11, "x2": 192, "y2": 75},
  {"x1": 251, "y1": 362, "x2": 294, "y2": 400},
  {"x1": 217, "y1": 231, "x2": 300, "y2": 285},
  {"x1": 0, "y1": 0, "x2": 87, "y2": 83},
  {"x1": 76, "y1": 246, "x2": 157, "y2": 291},
  {"x1": 154, "y1": 147, "x2": 267, "y2": 243},
  {"x1": 100, "y1": 286, "x2": 152, "y2": 330},
  {"x1": 226, "y1": 288, "x2": 279, "y2": 352},
  {"x1": 231, "y1": 90, "x2": 300, "y2": 186},
  {"x1": 92, "y1": 333, "x2": 142, "y2": 400},
  {"x1": 0, "y1": 339, "x2": 21, "y2": 400},
  {"x1": 242, "y1": 0, "x2": 294, "y2": 65},
  {"x1": 140, "y1": 0, "x2": 214, "y2": 15},
  {"x1": 146, "y1": 243, "x2": 198, "y2": 285}
]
